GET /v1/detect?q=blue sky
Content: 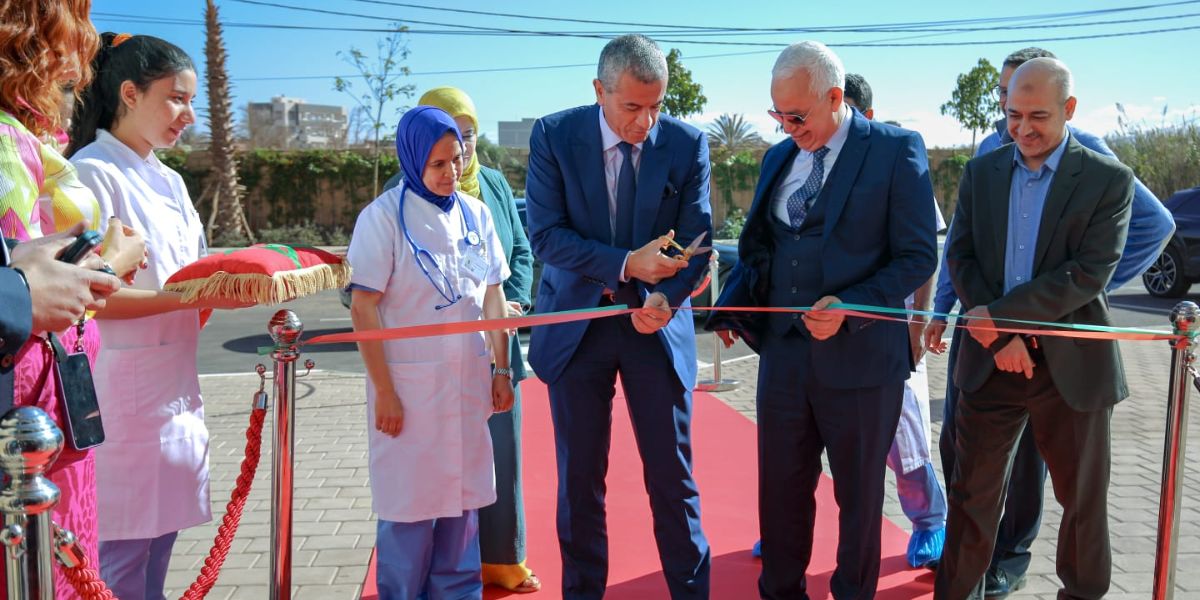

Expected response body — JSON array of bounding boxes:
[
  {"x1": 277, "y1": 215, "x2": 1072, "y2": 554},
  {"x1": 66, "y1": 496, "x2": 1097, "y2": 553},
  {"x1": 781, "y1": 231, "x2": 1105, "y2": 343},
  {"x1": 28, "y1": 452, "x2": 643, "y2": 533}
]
[{"x1": 93, "y1": 0, "x2": 1200, "y2": 148}]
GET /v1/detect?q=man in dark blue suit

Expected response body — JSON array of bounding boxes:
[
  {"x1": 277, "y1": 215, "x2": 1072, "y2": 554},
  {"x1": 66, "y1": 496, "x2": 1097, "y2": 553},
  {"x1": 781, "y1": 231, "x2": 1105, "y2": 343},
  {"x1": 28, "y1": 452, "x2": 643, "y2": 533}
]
[
  {"x1": 525, "y1": 34, "x2": 713, "y2": 600},
  {"x1": 708, "y1": 41, "x2": 937, "y2": 599}
]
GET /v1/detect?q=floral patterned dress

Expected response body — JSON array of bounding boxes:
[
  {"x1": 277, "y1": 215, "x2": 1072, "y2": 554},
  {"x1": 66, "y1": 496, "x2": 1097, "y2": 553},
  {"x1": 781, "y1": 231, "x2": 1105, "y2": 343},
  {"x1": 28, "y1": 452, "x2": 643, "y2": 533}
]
[{"x1": 0, "y1": 109, "x2": 101, "y2": 599}]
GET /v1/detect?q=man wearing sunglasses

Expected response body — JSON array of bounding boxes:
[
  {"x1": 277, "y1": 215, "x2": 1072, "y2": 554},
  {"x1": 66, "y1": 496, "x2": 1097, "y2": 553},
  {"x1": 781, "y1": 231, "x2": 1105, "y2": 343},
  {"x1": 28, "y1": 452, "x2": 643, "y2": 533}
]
[{"x1": 707, "y1": 41, "x2": 937, "y2": 598}]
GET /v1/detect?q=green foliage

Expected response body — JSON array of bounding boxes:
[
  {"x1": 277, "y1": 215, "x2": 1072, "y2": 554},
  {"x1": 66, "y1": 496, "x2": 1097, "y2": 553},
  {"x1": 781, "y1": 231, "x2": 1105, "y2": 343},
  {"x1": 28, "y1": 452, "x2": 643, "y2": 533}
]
[
  {"x1": 940, "y1": 58, "x2": 1000, "y2": 153},
  {"x1": 707, "y1": 113, "x2": 764, "y2": 157},
  {"x1": 1108, "y1": 107, "x2": 1200, "y2": 200},
  {"x1": 932, "y1": 153, "x2": 971, "y2": 219},
  {"x1": 663, "y1": 49, "x2": 707, "y2": 119},
  {"x1": 711, "y1": 150, "x2": 759, "y2": 212},
  {"x1": 160, "y1": 147, "x2": 397, "y2": 244},
  {"x1": 255, "y1": 221, "x2": 351, "y2": 247},
  {"x1": 716, "y1": 205, "x2": 746, "y2": 240}
]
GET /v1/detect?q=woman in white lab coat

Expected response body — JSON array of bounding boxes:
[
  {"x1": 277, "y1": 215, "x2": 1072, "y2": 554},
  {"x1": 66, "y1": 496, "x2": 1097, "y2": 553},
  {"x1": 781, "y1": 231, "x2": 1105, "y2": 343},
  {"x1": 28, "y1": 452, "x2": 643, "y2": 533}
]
[
  {"x1": 67, "y1": 33, "x2": 247, "y2": 600},
  {"x1": 347, "y1": 105, "x2": 513, "y2": 599}
]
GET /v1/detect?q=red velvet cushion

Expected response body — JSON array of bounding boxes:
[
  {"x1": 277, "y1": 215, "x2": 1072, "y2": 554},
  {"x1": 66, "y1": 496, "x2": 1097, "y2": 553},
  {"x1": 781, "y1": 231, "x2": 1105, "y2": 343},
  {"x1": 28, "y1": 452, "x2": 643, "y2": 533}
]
[{"x1": 164, "y1": 243, "x2": 351, "y2": 305}]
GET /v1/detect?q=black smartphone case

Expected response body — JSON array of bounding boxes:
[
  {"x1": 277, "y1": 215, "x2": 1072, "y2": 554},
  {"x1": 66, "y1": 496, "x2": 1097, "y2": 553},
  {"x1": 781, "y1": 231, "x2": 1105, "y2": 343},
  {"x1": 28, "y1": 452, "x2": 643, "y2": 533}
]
[{"x1": 56, "y1": 353, "x2": 106, "y2": 450}]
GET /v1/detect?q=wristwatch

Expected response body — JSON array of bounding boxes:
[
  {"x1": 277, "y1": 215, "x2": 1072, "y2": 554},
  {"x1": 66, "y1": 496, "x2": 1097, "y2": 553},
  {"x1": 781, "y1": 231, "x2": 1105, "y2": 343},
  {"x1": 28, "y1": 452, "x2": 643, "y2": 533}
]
[{"x1": 494, "y1": 367, "x2": 513, "y2": 378}]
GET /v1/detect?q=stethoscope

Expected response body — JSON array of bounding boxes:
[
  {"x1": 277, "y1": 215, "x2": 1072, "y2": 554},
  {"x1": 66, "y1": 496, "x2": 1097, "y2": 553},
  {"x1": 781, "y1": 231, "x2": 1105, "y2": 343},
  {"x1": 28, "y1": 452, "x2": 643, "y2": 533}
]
[{"x1": 398, "y1": 182, "x2": 482, "y2": 310}]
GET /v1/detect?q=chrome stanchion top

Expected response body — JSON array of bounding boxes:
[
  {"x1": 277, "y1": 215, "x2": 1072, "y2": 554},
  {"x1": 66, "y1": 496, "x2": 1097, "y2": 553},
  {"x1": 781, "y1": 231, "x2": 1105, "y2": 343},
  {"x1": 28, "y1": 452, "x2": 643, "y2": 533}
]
[
  {"x1": 0, "y1": 408, "x2": 64, "y2": 517},
  {"x1": 1, "y1": 407, "x2": 65, "y2": 600},
  {"x1": 1169, "y1": 301, "x2": 1200, "y2": 335},
  {"x1": 269, "y1": 309, "x2": 304, "y2": 353}
]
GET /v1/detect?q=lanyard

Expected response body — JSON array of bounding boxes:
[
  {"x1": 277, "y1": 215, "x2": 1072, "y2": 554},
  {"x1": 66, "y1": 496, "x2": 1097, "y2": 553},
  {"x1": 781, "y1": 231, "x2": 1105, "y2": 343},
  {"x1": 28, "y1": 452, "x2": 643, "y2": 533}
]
[{"x1": 398, "y1": 184, "x2": 481, "y2": 310}]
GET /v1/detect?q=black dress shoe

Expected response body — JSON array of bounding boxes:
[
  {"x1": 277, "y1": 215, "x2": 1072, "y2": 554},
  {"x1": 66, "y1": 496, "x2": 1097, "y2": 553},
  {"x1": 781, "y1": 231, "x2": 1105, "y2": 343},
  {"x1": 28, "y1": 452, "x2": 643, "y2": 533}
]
[{"x1": 984, "y1": 566, "x2": 1027, "y2": 599}]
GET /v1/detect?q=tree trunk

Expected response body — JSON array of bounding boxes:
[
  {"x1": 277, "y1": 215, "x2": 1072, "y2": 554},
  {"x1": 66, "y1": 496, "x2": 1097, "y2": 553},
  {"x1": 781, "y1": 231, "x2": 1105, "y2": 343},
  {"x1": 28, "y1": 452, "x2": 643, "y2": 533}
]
[{"x1": 204, "y1": 0, "x2": 253, "y2": 245}]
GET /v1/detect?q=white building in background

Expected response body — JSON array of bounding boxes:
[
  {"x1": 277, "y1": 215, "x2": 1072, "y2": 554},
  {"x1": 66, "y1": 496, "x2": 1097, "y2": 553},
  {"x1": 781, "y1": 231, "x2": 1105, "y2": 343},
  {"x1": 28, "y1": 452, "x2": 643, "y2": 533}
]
[
  {"x1": 497, "y1": 118, "x2": 537, "y2": 150},
  {"x1": 246, "y1": 96, "x2": 348, "y2": 149}
]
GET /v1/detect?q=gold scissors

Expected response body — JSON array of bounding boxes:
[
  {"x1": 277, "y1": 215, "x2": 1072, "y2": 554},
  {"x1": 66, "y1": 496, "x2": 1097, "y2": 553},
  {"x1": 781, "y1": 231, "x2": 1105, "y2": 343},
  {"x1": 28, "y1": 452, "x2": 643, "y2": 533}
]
[{"x1": 663, "y1": 231, "x2": 712, "y2": 261}]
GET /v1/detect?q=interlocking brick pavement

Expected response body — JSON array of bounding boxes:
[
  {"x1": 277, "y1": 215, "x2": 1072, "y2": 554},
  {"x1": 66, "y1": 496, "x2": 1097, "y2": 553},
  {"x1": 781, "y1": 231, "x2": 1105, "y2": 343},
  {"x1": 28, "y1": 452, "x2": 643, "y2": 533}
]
[{"x1": 169, "y1": 333, "x2": 1200, "y2": 598}]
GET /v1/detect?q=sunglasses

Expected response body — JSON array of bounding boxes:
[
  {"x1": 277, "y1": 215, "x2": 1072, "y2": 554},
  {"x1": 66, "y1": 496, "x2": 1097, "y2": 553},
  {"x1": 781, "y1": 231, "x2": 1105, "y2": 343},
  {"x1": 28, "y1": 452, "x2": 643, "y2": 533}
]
[{"x1": 768, "y1": 107, "x2": 812, "y2": 127}]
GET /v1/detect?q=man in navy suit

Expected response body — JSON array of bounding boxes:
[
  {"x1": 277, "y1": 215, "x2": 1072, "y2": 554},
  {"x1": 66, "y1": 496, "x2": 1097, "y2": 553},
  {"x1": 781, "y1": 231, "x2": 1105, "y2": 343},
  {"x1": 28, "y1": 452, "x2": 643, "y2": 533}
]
[
  {"x1": 708, "y1": 41, "x2": 937, "y2": 599},
  {"x1": 525, "y1": 34, "x2": 713, "y2": 600}
]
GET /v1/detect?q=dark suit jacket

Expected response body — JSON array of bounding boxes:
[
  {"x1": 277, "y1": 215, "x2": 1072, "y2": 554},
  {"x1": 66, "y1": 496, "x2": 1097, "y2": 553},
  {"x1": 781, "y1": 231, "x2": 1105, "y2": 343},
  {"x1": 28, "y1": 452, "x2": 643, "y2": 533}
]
[
  {"x1": 525, "y1": 104, "x2": 713, "y2": 387},
  {"x1": 947, "y1": 135, "x2": 1133, "y2": 411},
  {"x1": 1, "y1": 238, "x2": 32, "y2": 411},
  {"x1": 707, "y1": 112, "x2": 938, "y2": 389}
]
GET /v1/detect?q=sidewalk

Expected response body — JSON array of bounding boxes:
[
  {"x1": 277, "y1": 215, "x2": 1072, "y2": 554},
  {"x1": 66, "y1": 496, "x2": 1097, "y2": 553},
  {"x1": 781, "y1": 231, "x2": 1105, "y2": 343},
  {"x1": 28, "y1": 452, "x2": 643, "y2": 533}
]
[{"x1": 171, "y1": 335, "x2": 1200, "y2": 599}]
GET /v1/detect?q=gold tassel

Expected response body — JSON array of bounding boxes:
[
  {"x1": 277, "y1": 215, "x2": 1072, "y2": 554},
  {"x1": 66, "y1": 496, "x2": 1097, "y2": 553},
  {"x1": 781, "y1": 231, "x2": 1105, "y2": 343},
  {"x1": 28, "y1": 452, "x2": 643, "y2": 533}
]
[{"x1": 165, "y1": 263, "x2": 352, "y2": 306}]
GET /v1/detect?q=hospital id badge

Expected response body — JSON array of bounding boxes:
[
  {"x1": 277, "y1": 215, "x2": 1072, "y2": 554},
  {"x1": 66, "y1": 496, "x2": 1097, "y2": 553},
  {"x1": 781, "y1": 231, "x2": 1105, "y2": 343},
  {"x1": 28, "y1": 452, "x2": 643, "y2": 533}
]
[{"x1": 461, "y1": 251, "x2": 489, "y2": 281}]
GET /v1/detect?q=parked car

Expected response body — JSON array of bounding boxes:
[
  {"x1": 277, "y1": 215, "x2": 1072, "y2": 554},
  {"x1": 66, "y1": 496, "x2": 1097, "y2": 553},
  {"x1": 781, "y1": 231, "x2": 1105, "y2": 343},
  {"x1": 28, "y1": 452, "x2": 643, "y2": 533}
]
[
  {"x1": 515, "y1": 198, "x2": 738, "y2": 315},
  {"x1": 1143, "y1": 186, "x2": 1200, "y2": 297}
]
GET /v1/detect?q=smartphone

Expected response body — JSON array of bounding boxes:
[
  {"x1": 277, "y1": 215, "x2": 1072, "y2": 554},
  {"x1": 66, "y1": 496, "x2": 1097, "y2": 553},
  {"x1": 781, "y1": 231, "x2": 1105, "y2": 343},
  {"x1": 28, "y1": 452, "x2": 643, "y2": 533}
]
[
  {"x1": 56, "y1": 352, "x2": 105, "y2": 450},
  {"x1": 58, "y1": 230, "x2": 103, "y2": 265}
]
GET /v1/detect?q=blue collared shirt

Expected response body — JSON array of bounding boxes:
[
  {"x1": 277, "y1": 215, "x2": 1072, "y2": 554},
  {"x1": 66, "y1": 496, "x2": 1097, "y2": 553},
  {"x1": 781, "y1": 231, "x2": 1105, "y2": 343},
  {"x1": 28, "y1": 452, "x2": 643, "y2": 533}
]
[
  {"x1": 1003, "y1": 133, "x2": 1070, "y2": 293},
  {"x1": 932, "y1": 125, "x2": 1174, "y2": 316}
]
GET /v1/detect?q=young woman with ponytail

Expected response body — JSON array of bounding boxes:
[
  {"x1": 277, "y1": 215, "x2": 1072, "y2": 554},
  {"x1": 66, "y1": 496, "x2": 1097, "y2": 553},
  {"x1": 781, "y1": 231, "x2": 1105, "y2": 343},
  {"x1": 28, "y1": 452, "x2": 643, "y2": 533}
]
[{"x1": 67, "y1": 32, "x2": 249, "y2": 600}]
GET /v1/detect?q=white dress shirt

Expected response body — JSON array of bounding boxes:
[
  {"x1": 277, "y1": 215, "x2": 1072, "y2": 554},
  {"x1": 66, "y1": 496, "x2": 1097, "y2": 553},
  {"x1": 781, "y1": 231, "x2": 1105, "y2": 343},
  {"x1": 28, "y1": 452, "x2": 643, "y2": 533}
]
[
  {"x1": 598, "y1": 107, "x2": 643, "y2": 239},
  {"x1": 771, "y1": 104, "x2": 854, "y2": 225},
  {"x1": 598, "y1": 107, "x2": 643, "y2": 284}
]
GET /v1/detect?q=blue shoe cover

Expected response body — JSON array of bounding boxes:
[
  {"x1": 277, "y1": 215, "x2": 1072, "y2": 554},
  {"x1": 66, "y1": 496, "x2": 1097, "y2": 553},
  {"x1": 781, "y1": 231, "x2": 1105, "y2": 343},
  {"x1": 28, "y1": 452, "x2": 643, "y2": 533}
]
[{"x1": 906, "y1": 527, "x2": 945, "y2": 568}]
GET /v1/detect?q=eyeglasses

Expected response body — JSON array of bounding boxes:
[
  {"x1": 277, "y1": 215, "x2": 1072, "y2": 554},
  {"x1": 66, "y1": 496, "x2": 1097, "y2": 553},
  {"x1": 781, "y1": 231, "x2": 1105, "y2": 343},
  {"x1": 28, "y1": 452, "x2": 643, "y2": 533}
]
[
  {"x1": 768, "y1": 107, "x2": 812, "y2": 127},
  {"x1": 991, "y1": 85, "x2": 1008, "y2": 101}
]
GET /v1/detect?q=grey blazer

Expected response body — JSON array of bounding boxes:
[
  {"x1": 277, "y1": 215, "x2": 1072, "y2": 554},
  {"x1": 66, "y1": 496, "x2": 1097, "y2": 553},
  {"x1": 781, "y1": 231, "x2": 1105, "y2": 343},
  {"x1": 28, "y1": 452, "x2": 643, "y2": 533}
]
[{"x1": 947, "y1": 135, "x2": 1134, "y2": 411}]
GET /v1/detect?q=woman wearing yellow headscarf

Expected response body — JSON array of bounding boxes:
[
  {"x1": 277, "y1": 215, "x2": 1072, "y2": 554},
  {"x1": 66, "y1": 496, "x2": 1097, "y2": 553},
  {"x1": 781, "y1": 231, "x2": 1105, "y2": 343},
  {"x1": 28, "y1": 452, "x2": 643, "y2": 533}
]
[{"x1": 413, "y1": 86, "x2": 539, "y2": 593}]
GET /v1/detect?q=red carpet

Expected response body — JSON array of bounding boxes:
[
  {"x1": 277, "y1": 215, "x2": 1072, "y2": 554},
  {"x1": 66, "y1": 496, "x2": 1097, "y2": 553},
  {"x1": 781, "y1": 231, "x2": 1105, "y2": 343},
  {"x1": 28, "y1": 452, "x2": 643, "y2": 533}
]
[{"x1": 362, "y1": 378, "x2": 934, "y2": 599}]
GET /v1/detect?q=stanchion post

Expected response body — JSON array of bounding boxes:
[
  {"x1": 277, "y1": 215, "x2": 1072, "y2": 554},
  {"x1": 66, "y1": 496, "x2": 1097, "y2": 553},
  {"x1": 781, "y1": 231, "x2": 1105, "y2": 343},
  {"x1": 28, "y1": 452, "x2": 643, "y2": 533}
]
[
  {"x1": 0, "y1": 407, "x2": 65, "y2": 600},
  {"x1": 696, "y1": 248, "x2": 740, "y2": 393},
  {"x1": 268, "y1": 310, "x2": 302, "y2": 600},
  {"x1": 1153, "y1": 300, "x2": 1200, "y2": 600}
]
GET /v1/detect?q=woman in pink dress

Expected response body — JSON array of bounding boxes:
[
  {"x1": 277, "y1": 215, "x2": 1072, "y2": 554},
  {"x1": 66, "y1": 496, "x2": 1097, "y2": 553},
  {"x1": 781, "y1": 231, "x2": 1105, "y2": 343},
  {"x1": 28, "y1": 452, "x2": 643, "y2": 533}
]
[{"x1": 0, "y1": 1, "x2": 144, "y2": 597}]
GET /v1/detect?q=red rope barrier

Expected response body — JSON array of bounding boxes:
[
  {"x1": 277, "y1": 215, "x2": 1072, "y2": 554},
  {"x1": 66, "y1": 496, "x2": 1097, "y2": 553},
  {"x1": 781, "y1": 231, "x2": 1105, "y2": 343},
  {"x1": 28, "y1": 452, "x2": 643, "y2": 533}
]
[
  {"x1": 60, "y1": 406, "x2": 268, "y2": 600},
  {"x1": 181, "y1": 406, "x2": 268, "y2": 600},
  {"x1": 60, "y1": 553, "x2": 114, "y2": 600}
]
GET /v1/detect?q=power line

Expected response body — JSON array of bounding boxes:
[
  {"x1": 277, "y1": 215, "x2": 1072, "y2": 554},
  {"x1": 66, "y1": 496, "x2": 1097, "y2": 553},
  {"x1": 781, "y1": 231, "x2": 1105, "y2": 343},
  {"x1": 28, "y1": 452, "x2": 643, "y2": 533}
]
[
  {"x1": 92, "y1": 9, "x2": 1200, "y2": 37},
  {"x1": 92, "y1": 10, "x2": 1200, "y2": 49},
  {"x1": 224, "y1": 0, "x2": 1200, "y2": 47},
  {"x1": 340, "y1": 0, "x2": 1200, "y2": 33}
]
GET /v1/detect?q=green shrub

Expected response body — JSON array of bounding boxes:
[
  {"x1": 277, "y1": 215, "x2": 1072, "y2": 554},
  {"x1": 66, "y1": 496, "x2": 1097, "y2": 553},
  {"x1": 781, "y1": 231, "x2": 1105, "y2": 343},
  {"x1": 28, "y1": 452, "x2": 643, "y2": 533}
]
[
  {"x1": 1107, "y1": 110, "x2": 1200, "y2": 199},
  {"x1": 716, "y1": 205, "x2": 746, "y2": 240}
]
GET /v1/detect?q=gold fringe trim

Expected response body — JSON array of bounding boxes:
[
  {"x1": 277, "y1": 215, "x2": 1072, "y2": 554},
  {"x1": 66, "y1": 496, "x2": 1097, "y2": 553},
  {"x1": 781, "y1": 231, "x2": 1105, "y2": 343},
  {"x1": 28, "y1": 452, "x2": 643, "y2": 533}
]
[{"x1": 165, "y1": 262, "x2": 352, "y2": 306}]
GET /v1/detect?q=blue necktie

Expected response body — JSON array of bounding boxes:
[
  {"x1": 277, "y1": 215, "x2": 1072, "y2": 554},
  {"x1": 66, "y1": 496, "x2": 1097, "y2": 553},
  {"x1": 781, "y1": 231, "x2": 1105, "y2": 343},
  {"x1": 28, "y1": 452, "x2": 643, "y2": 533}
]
[
  {"x1": 786, "y1": 146, "x2": 830, "y2": 229},
  {"x1": 614, "y1": 141, "x2": 636, "y2": 249}
]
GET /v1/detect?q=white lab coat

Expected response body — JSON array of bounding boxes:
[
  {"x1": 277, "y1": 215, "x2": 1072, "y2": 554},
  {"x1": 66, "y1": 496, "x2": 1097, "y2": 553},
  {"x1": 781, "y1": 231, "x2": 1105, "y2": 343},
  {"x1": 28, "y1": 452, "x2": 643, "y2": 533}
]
[
  {"x1": 892, "y1": 200, "x2": 948, "y2": 474},
  {"x1": 72, "y1": 130, "x2": 212, "y2": 541},
  {"x1": 347, "y1": 187, "x2": 509, "y2": 523}
]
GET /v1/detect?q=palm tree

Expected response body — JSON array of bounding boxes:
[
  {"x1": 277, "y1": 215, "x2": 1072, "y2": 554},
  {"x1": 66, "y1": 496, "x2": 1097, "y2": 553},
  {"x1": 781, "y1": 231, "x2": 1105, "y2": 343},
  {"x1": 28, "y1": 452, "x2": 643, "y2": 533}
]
[
  {"x1": 203, "y1": 0, "x2": 253, "y2": 243},
  {"x1": 706, "y1": 113, "x2": 763, "y2": 156}
]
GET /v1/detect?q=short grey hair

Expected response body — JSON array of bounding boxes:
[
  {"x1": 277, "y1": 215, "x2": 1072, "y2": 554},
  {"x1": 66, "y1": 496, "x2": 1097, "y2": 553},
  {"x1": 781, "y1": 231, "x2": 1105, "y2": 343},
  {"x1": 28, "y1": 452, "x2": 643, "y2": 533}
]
[
  {"x1": 772, "y1": 41, "x2": 845, "y2": 96},
  {"x1": 1011, "y1": 57, "x2": 1074, "y2": 103},
  {"x1": 597, "y1": 34, "x2": 668, "y2": 91}
]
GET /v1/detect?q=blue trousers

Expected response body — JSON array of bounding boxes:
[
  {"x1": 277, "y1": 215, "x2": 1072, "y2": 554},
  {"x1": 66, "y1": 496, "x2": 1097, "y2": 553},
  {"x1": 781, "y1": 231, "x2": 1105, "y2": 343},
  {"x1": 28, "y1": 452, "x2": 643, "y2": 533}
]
[
  {"x1": 98, "y1": 531, "x2": 179, "y2": 600},
  {"x1": 939, "y1": 325, "x2": 1047, "y2": 578},
  {"x1": 547, "y1": 316, "x2": 710, "y2": 600},
  {"x1": 756, "y1": 331, "x2": 904, "y2": 600},
  {"x1": 887, "y1": 448, "x2": 948, "y2": 533},
  {"x1": 376, "y1": 510, "x2": 483, "y2": 600},
  {"x1": 479, "y1": 383, "x2": 526, "y2": 565}
]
